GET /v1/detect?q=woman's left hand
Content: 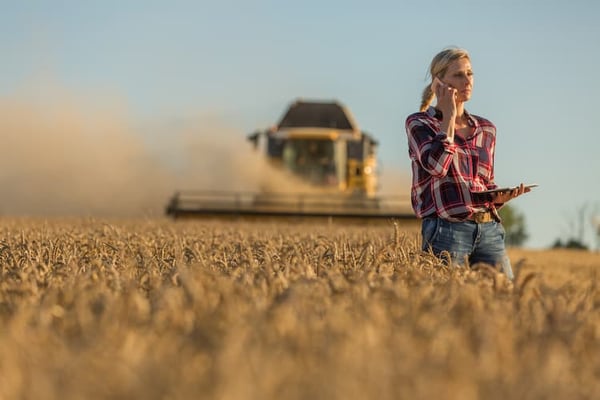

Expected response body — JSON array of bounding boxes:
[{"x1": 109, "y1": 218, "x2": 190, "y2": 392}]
[{"x1": 493, "y1": 183, "x2": 531, "y2": 204}]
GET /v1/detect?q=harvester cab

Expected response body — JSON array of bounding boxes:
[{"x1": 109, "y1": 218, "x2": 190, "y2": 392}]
[
  {"x1": 247, "y1": 100, "x2": 378, "y2": 198},
  {"x1": 165, "y1": 99, "x2": 414, "y2": 222}
]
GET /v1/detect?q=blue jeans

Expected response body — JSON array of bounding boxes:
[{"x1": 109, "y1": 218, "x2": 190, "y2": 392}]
[{"x1": 421, "y1": 217, "x2": 514, "y2": 280}]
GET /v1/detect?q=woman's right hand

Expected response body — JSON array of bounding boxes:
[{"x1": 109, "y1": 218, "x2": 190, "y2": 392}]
[
  {"x1": 433, "y1": 77, "x2": 457, "y2": 141},
  {"x1": 433, "y1": 77, "x2": 457, "y2": 118}
]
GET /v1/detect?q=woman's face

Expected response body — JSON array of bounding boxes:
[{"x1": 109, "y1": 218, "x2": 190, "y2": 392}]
[{"x1": 441, "y1": 57, "x2": 474, "y2": 103}]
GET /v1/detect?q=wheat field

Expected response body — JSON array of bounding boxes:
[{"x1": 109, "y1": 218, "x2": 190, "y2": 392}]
[{"x1": 0, "y1": 217, "x2": 599, "y2": 400}]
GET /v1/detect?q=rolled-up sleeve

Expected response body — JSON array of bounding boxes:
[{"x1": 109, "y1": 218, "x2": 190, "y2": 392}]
[{"x1": 406, "y1": 117, "x2": 456, "y2": 178}]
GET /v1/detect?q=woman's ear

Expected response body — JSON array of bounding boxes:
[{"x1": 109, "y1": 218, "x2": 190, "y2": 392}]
[{"x1": 431, "y1": 77, "x2": 442, "y2": 94}]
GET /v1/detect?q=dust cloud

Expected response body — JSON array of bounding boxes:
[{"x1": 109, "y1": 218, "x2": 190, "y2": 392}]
[
  {"x1": 169, "y1": 115, "x2": 328, "y2": 195},
  {"x1": 0, "y1": 88, "x2": 326, "y2": 218},
  {"x1": 0, "y1": 93, "x2": 168, "y2": 217}
]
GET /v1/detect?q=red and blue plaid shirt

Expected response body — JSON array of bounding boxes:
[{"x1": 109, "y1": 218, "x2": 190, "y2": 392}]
[{"x1": 406, "y1": 107, "x2": 500, "y2": 221}]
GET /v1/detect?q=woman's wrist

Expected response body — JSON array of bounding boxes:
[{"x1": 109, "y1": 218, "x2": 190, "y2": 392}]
[
  {"x1": 438, "y1": 131, "x2": 454, "y2": 144},
  {"x1": 440, "y1": 119, "x2": 455, "y2": 142}
]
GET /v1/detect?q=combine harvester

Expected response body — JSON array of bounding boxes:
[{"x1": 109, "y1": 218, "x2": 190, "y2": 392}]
[{"x1": 165, "y1": 99, "x2": 416, "y2": 224}]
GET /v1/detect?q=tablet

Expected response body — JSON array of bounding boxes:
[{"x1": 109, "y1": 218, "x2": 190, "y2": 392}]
[{"x1": 476, "y1": 183, "x2": 539, "y2": 195}]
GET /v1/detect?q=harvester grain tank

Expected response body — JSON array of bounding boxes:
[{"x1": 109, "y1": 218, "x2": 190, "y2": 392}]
[{"x1": 165, "y1": 99, "x2": 415, "y2": 221}]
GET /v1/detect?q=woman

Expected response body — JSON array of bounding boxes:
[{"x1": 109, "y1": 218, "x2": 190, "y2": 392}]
[{"x1": 405, "y1": 47, "x2": 530, "y2": 279}]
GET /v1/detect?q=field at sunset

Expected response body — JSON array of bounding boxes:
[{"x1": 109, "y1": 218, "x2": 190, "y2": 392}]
[{"x1": 1, "y1": 217, "x2": 599, "y2": 399}]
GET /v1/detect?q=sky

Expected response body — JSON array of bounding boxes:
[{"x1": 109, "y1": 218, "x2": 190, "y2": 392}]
[{"x1": 1, "y1": 0, "x2": 599, "y2": 249}]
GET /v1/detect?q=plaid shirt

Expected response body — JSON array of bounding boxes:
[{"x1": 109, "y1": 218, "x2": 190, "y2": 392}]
[{"x1": 406, "y1": 107, "x2": 500, "y2": 221}]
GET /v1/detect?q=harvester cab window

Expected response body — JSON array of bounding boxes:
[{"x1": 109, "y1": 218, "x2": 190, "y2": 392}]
[{"x1": 283, "y1": 140, "x2": 336, "y2": 185}]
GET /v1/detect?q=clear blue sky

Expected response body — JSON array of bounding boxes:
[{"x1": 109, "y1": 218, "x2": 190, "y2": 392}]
[{"x1": 1, "y1": 1, "x2": 599, "y2": 248}]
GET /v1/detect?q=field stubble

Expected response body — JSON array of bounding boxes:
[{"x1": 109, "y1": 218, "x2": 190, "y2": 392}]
[{"x1": 0, "y1": 217, "x2": 599, "y2": 399}]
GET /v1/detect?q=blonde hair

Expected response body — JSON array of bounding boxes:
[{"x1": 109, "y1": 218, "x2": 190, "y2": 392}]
[{"x1": 419, "y1": 47, "x2": 471, "y2": 112}]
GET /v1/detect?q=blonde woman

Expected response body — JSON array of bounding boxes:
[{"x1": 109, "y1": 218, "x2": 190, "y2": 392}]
[{"x1": 405, "y1": 47, "x2": 531, "y2": 279}]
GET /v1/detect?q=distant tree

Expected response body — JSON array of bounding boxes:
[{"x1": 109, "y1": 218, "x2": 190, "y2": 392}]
[
  {"x1": 592, "y1": 214, "x2": 600, "y2": 251},
  {"x1": 552, "y1": 238, "x2": 589, "y2": 250},
  {"x1": 499, "y1": 204, "x2": 528, "y2": 247},
  {"x1": 552, "y1": 202, "x2": 598, "y2": 251},
  {"x1": 552, "y1": 202, "x2": 600, "y2": 250}
]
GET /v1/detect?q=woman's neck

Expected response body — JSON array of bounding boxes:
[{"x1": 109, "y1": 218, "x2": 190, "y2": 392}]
[{"x1": 454, "y1": 104, "x2": 466, "y2": 127}]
